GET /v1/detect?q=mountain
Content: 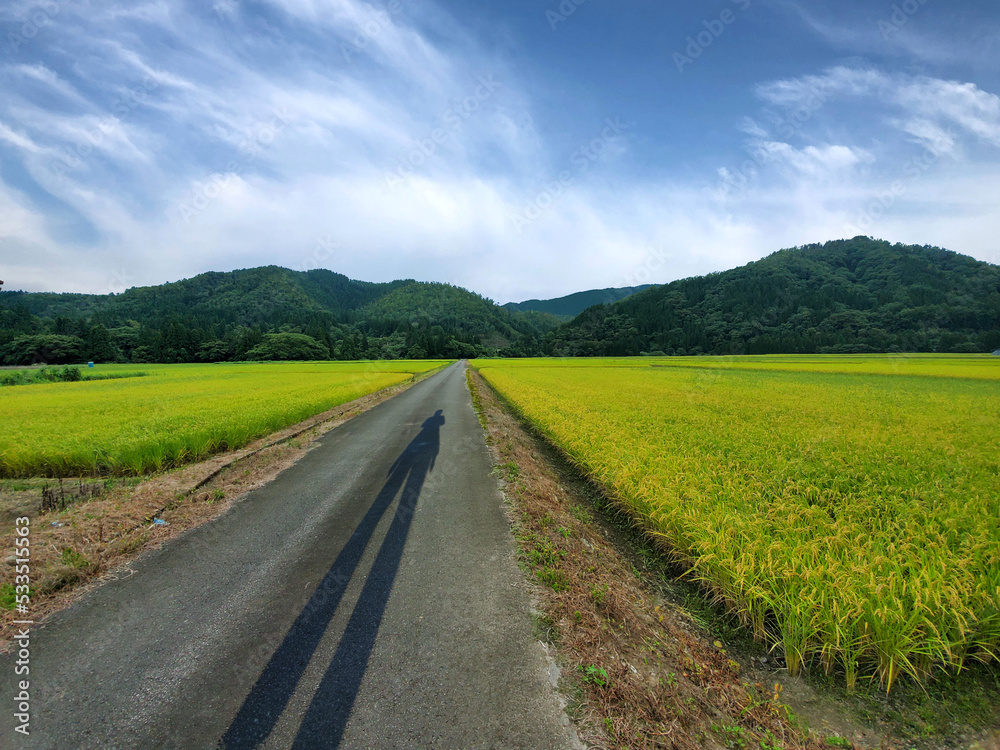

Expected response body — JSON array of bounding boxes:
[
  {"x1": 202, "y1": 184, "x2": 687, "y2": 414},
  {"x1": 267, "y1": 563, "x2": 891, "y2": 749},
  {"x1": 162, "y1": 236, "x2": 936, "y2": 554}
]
[
  {"x1": 4, "y1": 267, "x2": 394, "y2": 326},
  {"x1": 4, "y1": 238, "x2": 997, "y2": 365},
  {"x1": 504, "y1": 285, "x2": 652, "y2": 321},
  {"x1": 0, "y1": 267, "x2": 551, "y2": 364},
  {"x1": 547, "y1": 238, "x2": 1000, "y2": 356}
]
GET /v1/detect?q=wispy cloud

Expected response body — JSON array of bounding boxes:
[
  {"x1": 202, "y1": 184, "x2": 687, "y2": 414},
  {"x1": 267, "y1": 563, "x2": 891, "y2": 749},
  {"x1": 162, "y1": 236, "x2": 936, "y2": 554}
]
[
  {"x1": 756, "y1": 66, "x2": 1000, "y2": 148},
  {"x1": 770, "y1": 0, "x2": 998, "y2": 68},
  {"x1": 0, "y1": 1, "x2": 998, "y2": 303}
]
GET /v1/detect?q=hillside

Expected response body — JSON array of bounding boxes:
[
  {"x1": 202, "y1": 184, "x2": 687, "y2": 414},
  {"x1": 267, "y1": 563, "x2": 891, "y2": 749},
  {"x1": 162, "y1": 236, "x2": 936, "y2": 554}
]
[
  {"x1": 0, "y1": 267, "x2": 550, "y2": 364},
  {"x1": 548, "y1": 238, "x2": 1000, "y2": 356},
  {"x1": 2, "y1": 267, "x2": 395, "y2": 327},
  {"x1": 504, "y1": 285, "x2": 652, "y2": 321},
  {"x1": 4, "y1": 239, "x2": 997, "y2": 364},
  {"x1": 361, "y1": 282, "x2": 557, "y2": 339}
]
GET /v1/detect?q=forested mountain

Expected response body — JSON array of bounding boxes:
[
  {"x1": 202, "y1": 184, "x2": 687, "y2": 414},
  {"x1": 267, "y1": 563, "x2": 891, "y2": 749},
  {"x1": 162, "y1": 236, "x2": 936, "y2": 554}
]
[
  {"x1": 6, "y1": 267, "x2": 394, "y2": 326},
  {"x1": 504, "y1": 285, "x2": 652, "y2": 321},
  {"x1": 548, "y1": 238, "x2": 1000, "y2": 356},
  {"x1": 0, "y1": 267, "x2": 551, "y2": 364},
  {"x1": 3, "y1": 238, "x2": 997, "y2": 365}
]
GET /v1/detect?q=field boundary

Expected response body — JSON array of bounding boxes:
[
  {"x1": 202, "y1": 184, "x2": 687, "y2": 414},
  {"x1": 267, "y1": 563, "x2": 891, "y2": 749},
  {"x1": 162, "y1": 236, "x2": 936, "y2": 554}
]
[
  {"x1": 0, "y1": 362, "x2": 450, "y2": 647},
  {"x1": 470, "y1": 363, "x2": 1000, "y2": 749},
  {"x1": 466, "y1": 367, "x2": 852, "y2": 750}
]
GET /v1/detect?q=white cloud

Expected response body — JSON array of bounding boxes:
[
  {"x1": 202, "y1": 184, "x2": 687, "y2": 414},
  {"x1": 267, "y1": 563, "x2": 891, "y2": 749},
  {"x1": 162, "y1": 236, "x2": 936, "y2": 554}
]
[
  {"x1": 896, "y1": 118, "x2": 958, "y2": 156},
  {"x1": 757, "y1": 66, "x2": 1000, "y2": 148},
  {"x1": 0, "y1": 121, "x2": 44, "y2": 153},
  {"x1": 0, "y1": 1, "x2": 998, "y2": 306},
  {"x1": 896, "y1": 78, "x2": 1000, "y2": 145},
  {"x1": 752, "y1": 141, "x2": 871, "y2": 177}
]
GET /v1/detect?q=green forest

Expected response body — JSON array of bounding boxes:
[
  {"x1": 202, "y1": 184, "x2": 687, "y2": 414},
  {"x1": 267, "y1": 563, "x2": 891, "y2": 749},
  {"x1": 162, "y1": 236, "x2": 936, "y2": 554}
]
[
  {"x1": 502, "y1": 284, "x2": 651, "y2": 321},
  {"x1": 548, "y1": 238, "x2": 1000, "y2": 356},
  {"x1": 0, "y1": 267, "x2": 557, "y2": 365},
  {"x1": 1, "y1": 238, "x2": 998, "y2": 364}
]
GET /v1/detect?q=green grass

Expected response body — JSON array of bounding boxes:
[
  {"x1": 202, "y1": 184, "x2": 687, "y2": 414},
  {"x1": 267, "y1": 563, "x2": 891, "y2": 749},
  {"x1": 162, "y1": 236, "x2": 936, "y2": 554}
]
[
  {"x1": 0, "y1": 583, "x2": 19, "y2": 611},
  {"x1": 578, "y1": 665, "x2": 611, "y2": 688},
  {"x1": 0, "y1": 360, "x2": 450, "y2": 477},
  {"x1": 0, "y1": 365, "x2": 149, "y2": 387}
]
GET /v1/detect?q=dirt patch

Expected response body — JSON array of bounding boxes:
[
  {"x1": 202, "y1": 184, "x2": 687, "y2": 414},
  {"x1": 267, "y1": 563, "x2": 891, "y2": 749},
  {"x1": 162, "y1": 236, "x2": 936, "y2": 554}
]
[{"x1": 0, "y1": 373, "x2": 431, "y2": 649}]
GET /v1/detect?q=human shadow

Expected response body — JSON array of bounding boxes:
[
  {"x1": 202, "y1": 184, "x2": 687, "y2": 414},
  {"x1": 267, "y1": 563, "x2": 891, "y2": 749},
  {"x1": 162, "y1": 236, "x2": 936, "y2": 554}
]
[{"x1": 221, "y1": 410, "x2": 445, "y2": 749}]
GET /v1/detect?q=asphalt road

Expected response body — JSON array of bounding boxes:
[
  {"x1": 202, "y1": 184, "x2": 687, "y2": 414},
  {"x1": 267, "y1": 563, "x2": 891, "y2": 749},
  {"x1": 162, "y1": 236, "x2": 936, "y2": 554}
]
[{"x1": 1, "y1": 362, "x2": 581, "y2": 749}]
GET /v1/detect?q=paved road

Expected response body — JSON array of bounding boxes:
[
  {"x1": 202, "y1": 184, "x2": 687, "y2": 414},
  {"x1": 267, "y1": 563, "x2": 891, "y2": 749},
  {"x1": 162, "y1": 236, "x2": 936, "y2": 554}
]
[{"x1": 1, "y1": 362, "x2": 580, "y2": 749}]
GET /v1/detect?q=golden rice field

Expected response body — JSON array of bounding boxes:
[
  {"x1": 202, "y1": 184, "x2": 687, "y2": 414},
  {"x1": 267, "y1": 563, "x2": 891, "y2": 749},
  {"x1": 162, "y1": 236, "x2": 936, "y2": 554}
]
[
  {"x1": 1, "y1": 361, "x2": 448, "y2": 478},
  {"x1": 475, "y1": 354, "x2": 1000, "y2": 691}
]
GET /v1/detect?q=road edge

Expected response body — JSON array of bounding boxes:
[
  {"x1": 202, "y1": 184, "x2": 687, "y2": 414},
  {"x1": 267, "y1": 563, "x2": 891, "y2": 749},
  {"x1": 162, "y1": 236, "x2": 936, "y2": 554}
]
[{"x1": 0, "y1": 362, "x2": 451, "y2": 648}]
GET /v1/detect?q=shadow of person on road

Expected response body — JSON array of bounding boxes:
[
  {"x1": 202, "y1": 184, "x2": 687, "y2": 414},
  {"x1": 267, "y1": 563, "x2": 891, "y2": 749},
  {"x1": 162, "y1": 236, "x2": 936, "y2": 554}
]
[{"x1": 222, "y1": 410, "x2": 445, "y2": 750}]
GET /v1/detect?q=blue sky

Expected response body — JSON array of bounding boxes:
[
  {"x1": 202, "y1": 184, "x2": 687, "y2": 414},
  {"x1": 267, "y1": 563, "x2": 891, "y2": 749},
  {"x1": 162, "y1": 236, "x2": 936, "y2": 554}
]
[{"x1": 1, "y1": 0, "x2": 998, "y2": 303}]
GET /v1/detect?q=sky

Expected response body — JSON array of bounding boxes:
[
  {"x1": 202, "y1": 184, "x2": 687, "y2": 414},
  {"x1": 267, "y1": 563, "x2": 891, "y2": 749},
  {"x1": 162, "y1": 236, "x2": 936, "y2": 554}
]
[{"x1": 0, "y1": 0, "x2": 999, "y2": 304}]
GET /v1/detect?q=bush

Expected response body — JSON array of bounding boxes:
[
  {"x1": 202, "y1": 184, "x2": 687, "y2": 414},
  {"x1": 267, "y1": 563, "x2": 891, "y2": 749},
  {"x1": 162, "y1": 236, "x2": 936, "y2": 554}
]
[{"x1": 0, "y1": 365, "x2": 83, "y2": 387}]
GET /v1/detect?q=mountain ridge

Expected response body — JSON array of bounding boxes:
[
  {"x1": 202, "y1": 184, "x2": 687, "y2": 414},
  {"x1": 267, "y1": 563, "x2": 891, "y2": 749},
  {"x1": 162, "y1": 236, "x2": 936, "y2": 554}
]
[
  {"x1": 0, "y1": 267, "x2": 551, "y2": 363},
  {"x1": 2, "y1": 237, "x2": 998, "y2": 363},
  {"x1": 548, "y1": 237, "x2": 1000, "y2": 356},
  {"x1": 503, "y1": 285, "x2": 653, "y2": 321}
]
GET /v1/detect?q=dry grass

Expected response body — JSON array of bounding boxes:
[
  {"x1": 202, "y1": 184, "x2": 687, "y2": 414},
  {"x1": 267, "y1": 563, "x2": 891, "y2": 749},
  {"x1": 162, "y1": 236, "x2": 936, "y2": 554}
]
[{"x1": 468, "y1": 367, "x2": 861, "y2": 750}]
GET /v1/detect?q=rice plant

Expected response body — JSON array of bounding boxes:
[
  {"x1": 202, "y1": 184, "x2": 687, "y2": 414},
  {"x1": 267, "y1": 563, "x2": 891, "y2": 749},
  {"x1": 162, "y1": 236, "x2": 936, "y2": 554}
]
[
  {"x1": 476, "y1": 354, "x2": 1000, "y2": 692},
  {"x1": 1, "y1": 360, "x2": 448, "y2": 478}
]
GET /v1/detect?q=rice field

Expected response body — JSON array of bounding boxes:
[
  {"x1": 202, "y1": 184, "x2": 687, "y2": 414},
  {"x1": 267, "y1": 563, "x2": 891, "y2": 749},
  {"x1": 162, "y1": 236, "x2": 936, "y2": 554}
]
[
  {"x1": 475, "y1": 354, "x2": 1000, "y2": 691},
  {"x1": 1, "y1": 360, "x2": 448, "y2": 478}
]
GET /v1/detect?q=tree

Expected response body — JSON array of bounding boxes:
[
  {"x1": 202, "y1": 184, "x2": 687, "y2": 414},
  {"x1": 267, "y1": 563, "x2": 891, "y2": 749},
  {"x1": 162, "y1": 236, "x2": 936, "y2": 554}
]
[
  {"x1": 3, "y1": 335, "x2": 85, "y2": 365},
  {"x1": 198, "y1": 339, "x2": 234, "y2": 362},
  {"x1": 245, "y1": 333, "x2": 330, "y2": 361},
  {"x1": 85, "y1": 324, "x2": 118, "y2": 363}
]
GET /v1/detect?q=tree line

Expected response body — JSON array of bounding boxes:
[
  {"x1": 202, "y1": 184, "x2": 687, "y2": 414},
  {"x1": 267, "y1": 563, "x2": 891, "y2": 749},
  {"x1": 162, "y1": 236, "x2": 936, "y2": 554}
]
[{"x1": 3, "y1": 239, "x2": 998, "y2": 365}]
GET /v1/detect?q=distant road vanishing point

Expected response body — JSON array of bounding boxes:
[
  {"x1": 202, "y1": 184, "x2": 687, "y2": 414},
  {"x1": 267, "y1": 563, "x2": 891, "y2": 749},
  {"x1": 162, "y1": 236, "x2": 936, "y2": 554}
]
[{"x1": 1, "y1": 362, "x2": 580, "y2": 749}]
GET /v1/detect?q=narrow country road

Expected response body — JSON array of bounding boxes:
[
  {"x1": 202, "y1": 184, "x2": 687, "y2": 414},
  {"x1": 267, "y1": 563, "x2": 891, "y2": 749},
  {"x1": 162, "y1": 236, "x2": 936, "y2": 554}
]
[{"x1": 1, "y1": 362, "x2": 580, "y2": 749}]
